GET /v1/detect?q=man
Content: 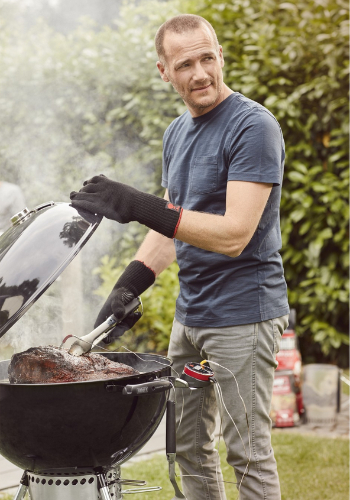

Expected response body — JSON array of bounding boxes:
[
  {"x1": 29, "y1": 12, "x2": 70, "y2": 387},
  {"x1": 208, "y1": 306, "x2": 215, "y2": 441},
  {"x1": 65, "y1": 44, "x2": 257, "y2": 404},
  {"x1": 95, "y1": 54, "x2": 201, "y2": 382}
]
[{"x1": 70, "y1": 14, "x2": 289, "y2": 500}]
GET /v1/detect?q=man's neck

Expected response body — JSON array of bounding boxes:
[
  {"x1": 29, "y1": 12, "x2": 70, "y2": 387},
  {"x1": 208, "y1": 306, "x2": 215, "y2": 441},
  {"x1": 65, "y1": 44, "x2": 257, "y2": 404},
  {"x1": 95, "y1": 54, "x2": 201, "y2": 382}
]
[{"x1": 187, "y1": 84, "x2": 234, "y2": 118}]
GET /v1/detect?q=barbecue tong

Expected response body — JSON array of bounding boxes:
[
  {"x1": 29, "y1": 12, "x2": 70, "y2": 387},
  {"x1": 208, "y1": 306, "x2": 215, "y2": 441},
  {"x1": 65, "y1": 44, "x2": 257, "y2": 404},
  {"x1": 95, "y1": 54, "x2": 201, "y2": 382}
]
[{"x1": 60, "y1": 297, "x2": 141, "y2": 356}]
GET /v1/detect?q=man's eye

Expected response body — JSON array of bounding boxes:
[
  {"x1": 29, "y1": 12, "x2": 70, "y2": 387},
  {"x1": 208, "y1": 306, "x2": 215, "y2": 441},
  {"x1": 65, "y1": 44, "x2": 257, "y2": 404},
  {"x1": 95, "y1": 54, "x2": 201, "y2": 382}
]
[{"x1": 176, "y1": 64, "x2": 189, "y2": 70}]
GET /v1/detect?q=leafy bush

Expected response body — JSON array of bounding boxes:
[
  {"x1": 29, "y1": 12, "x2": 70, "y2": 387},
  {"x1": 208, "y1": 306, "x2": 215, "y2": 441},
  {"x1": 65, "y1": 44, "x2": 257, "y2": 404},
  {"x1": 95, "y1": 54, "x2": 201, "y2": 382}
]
[
  {"x1": 93, "y1": 0, "x2": 349, "y2": 363},
  {"x1": 0, "y1": 0, "x2": 348, "y2": 362},
  {"x1": 0, "y1": 0, "x2": 185, "y2": 206},
  {"x1": 185, "y1": 0, "x2": 349, "y2": 364}
]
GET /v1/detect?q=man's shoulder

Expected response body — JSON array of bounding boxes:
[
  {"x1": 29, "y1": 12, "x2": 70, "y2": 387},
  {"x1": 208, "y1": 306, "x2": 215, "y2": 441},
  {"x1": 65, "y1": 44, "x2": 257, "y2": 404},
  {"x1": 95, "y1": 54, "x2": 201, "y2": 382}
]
[
  {"x1": 230, "y1": 93, "x2": 281, "y2": 128},
  {"x1": 229, "y1": 92, "x2": 264, "y2": 111},
  {"x1": 166, "y1": 110, "x2": 189, "y2": 131}
]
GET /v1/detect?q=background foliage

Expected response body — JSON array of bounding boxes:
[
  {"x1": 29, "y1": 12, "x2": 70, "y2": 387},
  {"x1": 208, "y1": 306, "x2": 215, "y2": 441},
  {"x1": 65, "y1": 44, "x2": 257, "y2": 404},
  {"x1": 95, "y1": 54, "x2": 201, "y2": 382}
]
[
  {"x1": 189, "y1": 0, "x2": 349, "y2": 363},
  {"x1": 95, "y1": 0, "x2": 349, "y2": 363},
  {"x1": 0, "y1": 0, "x2": 348, "y2": 363}
]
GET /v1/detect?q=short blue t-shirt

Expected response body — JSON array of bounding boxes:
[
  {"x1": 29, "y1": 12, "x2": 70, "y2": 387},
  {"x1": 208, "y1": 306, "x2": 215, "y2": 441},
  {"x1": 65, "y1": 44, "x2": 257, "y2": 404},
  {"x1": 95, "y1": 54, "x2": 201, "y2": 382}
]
[{"x1": 161, "y1": 92, "x2": 289, "y2": 327}]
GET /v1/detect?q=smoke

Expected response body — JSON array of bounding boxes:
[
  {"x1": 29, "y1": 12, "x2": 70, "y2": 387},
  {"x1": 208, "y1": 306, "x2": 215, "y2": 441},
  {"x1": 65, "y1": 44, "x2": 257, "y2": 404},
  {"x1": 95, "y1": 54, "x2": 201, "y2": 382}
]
[
  {"x1": 1, "y1": 0, "x2": 123, "y2": 34},
  {"x1": 0, "y1": 0, "x2": 157, "y2": 357},
  {"x1": 0, "y1": 293, "x2": 63, "y2": 357}
]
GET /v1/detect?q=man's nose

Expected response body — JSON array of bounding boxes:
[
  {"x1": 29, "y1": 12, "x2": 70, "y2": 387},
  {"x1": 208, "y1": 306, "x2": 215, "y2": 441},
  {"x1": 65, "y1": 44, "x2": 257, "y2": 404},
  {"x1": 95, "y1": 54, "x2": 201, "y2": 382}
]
[{"x1": 192, "y1": 61, "x2": 208, "y2": 82}]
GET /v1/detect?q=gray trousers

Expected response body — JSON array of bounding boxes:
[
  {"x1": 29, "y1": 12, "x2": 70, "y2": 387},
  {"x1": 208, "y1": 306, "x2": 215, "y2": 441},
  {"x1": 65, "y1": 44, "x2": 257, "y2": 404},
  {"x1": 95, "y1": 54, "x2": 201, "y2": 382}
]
[{"x1": 168, "y1": 315, "x2": 289, "y2": 500}]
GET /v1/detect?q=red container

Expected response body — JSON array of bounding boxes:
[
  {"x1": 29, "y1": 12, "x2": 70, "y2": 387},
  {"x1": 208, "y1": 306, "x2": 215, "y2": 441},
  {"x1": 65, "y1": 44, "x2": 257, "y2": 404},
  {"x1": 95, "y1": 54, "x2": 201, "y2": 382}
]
[{"x1": 270, "y1": 324, "x2": 304, "y2": 427}]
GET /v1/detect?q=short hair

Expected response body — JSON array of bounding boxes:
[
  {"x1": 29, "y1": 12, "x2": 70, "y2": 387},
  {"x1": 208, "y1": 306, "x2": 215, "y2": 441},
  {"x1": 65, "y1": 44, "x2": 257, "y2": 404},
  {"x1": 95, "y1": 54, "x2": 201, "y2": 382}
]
[{"x1": 155, "y1": 14, "x2": 219, "y2": 62}]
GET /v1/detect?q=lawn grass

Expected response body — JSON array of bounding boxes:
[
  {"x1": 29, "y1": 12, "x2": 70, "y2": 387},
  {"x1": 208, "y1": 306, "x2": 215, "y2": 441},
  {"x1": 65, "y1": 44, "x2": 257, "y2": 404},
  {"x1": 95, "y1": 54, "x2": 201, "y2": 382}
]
[
  {"x1": 120, "y1": 431, "x2": 349, "y2": 500},
  {"x1": 272, "y1": 431, "x2": 349, "y2": 500},
  {"x1": 0, "y1": 431, "x2": 348, "y2": 500}
]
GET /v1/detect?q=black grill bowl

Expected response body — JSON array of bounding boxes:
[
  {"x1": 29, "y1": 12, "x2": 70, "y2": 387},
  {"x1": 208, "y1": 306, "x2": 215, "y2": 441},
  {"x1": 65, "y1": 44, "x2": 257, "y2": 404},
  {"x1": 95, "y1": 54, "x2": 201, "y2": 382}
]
[{"x1": 0, "y1": 352, "x2": 171, "y2": 473}]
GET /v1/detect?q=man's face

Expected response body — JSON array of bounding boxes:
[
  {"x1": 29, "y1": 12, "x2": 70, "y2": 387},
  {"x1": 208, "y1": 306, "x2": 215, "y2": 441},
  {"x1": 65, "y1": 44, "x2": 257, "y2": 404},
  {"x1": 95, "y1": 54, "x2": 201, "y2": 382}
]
[{"x1": 157, "y1": 26, "x2": 225, "y2": 117}]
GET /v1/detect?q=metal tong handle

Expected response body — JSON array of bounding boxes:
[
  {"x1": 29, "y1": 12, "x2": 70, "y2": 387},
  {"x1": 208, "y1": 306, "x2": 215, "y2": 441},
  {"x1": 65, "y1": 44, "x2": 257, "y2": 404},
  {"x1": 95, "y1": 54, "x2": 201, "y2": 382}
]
[{"x1": 65, "y1": 297, "x2": 141, "y2": 356}]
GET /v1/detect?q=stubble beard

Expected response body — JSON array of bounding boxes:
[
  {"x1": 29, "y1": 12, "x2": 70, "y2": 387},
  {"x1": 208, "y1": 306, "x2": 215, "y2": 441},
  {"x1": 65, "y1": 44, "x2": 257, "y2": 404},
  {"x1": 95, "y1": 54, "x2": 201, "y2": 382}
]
[{"x1": 173, "y1": 79, "x2": 223, "y2": 112}]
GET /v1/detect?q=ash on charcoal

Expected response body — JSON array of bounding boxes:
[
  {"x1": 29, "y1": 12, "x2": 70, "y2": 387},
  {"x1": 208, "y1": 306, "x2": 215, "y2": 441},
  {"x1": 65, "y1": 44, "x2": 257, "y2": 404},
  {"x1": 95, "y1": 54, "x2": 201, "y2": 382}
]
[{"x1": 8, "y1": 346, "x2": 139, "y2": 384}]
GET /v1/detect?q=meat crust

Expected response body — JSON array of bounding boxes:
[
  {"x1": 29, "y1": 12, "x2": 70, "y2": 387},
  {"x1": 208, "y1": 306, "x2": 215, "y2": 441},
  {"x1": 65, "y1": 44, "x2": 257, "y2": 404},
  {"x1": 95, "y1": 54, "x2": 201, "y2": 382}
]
[{"x1": 8, "y1": 346, "x2": 139, "y2": 384}]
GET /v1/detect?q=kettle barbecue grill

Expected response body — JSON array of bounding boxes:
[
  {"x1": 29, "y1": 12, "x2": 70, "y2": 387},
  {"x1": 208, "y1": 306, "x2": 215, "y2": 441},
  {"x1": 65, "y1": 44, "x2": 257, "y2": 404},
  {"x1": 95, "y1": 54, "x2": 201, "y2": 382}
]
[
  {"x1": 0, "y1": 352, "x2": 174, "y2": 499},
  {"x1": 0, "y1": 202, "x2": 214, "y2": 499}
]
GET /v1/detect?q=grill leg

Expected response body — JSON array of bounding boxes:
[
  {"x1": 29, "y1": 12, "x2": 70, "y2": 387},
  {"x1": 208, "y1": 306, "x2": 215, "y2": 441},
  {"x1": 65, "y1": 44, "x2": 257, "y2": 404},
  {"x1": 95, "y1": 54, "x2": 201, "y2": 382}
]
[
  {"x1": 97, "y1": 472, "x2": 113, "y2": 500},
  {"x1": 13, "y1": 471, "x2": 29, "y2": 500},
  {"x1": 167, "y1": 391, "x2": 185, "y2": 499}
]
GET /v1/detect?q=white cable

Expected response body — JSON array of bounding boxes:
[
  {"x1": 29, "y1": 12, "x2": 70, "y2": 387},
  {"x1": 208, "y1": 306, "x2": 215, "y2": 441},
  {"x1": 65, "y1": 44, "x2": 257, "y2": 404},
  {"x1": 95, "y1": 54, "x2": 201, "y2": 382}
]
[
  {"x1": 108, "y1": 349, "x2": 251, "y2": 495},
  {"x1": 178, "y1": 473, "x2": 239, "y2": 486},
  {"x1": 176, "y1": 360, "x2": 251, "y2": 496},
  {"x1": 215, "y1": 381, "x2": 251, "y2": 494},
  {"x1": 217, "y1": 382, "x2": 251, "y2": 461},
  {"x1": 216, "y1": 451, "x2": 224, "y2": 500},
  {"x1": 176, "y1": 389, "x2": 185, "y2": 432},
  {"x1": 117, "y1": 346, "x2": 186, "y2": 431},
  {"x1": 118, "y1": 346, "x2": 187, "y2": 432},
  {"x1": 215, "y1": 382, "x2": 249, "y2": 459},
  {"x1": 118, "y1": 346, "x2": 178, "y2": 374},
  {"x1": 205, "y1": 360, "x2": 251, "y2": 494}
]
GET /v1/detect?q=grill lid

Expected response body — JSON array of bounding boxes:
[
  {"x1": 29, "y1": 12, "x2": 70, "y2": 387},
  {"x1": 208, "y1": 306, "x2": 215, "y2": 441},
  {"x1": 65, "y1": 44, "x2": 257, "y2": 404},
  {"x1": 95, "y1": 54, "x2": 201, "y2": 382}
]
[{"x1": 0, "y1": 202, "x2": 101, "y2": 339}]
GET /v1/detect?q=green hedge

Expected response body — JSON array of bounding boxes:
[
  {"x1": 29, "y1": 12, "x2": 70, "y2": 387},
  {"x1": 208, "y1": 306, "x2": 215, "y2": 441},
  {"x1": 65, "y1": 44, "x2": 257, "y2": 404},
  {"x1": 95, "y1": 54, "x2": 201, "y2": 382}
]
[
  {"x1": 0, "y1": 0, "x2": 348, "y2": 362},
  {"x1": 94, "y1": 0, "x2": 349, "y2": 363},
  {"x1": 189, "y1": 0, "x2": 349, "y2": 363}
]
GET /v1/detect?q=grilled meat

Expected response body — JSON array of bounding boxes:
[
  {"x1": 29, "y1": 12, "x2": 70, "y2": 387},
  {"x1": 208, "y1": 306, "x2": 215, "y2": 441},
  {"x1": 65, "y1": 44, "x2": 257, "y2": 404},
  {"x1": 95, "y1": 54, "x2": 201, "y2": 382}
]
[{"x1": 8, "y1": 346, "x2": 139, "y2": 384}]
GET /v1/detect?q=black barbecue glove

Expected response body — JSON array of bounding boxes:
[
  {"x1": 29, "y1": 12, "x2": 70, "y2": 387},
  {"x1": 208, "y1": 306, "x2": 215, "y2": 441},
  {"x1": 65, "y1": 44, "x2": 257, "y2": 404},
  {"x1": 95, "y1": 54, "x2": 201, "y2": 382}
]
[
  {"x1": 70, "y1": 174, "x2": 183, "y2": 239},
  {"x1": 95, "y1": 260, "x2": 155, "y2": 344}
]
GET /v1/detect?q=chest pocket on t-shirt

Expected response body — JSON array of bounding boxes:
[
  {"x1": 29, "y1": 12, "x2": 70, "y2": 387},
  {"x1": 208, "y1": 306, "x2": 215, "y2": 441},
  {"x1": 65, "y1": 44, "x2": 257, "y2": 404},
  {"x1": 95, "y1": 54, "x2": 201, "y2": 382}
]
[{"x1": 190, "y1": 156, "x2": 218, "y2": 194}]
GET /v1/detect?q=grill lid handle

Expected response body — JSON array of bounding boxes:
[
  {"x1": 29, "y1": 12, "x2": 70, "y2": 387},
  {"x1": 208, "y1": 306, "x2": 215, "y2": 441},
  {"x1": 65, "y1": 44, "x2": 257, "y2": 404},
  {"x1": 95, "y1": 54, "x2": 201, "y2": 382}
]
[{"x1": 122, "y1": 379, "x2": 173, "y2": 396}]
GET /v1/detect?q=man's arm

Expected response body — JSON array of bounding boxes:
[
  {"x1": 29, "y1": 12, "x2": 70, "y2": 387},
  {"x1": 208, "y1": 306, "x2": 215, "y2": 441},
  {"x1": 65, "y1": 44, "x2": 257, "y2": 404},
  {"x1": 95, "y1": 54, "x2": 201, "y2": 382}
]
[
  {"x1": 70, "y1": 178, "x2": 272, "y2": 258},
  {"x1": 90, "y1": 191, "x2": 176, "y2": 340},
  {"x1": 135, "y1": 229, "x2": 175, "y2": 276},
  {"x1": 135, "y1": 230, "x2": 176, "y2": 277},
  {"x1": 134, "y1": 189, "x2": 176, "y2": 276},
  {"x1": 135, "y1": 180, "x2": 272, "y2": 269},
  {"x1": 69, "y1": 181, "x2": 271, "y2": 337},
  {"x1": 176, "y1": 181, "x2": 272, "y2": 257}
]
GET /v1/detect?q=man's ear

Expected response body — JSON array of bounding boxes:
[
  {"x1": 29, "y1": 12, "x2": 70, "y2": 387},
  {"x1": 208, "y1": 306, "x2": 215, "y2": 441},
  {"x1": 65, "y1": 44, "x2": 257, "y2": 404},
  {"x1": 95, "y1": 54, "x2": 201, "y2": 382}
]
[
  {"x1": 218, "y1": 46, "x2": 224, "y2": 68},
  {"x1": 156, "y1": 61, "x2": 170, "y2": 83}
]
